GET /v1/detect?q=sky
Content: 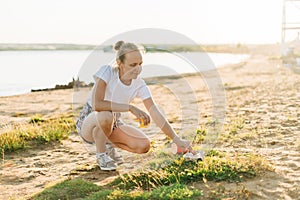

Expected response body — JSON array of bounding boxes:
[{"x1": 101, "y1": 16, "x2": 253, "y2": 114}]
[{"x1": 0, "y1": 0, "x2": 299, "y2": 45}]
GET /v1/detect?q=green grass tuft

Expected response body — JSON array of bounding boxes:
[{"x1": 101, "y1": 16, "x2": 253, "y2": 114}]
[
  {"x1": 29, "y1": 114, "x2": 45, "y2": 124},
  {"x1": 99, "y1": 183, "x2": 202, "y2": 200},
  {"x1": 0, "y1": 114, "x2": 75, "y2": 154},
  {"x1": 31, "y1": 179, "x2": 101, "y2": 200},
  {"x1": 111, "y1": 150, "x2": 272, "y2": 190},
  {"x1": 32, "y1": 181, "x2": 202, "y2": 200}
]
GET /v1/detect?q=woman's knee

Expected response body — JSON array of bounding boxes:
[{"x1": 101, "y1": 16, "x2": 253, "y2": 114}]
[
  {"x1": 95, "y1": 111, "x2": 114, "y2": 134},
  {"x1": 135, "y1": 139, "x2": 151, "y2": 154}
]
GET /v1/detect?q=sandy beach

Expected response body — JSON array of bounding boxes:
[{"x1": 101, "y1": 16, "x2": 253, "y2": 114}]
[{"x1": 0, "y1": 44, "x2": 299, "y2": 199}]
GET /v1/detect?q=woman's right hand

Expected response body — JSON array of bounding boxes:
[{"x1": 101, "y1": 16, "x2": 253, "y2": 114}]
[
  {"x1": 129, "y1": 105, "x2": 151, "y2": 126},
  {"x1": 173, "y1": 135, "x2": 192, "y2": 150}
]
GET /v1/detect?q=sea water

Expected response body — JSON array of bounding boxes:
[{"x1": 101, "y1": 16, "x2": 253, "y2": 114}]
[{"x1": 0, "y1": 50, "x2": 249, "y2": 97}]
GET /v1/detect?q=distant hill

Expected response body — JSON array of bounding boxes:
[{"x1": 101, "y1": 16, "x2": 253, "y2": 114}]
[
  {"x1": 0, "y1": 43, "x2": 97, "y2": 51},
  {"x1": 0, "y1": 43, "x2": 250, "y2": 54}
]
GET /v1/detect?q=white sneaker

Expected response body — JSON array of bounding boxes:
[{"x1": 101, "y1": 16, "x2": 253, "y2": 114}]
[
  {"x1": 106, "y1": 143, "x2": 124, "y2": 165},
  {"x1": 96, "y1": 153, "x2": 117, "y2": 171}
]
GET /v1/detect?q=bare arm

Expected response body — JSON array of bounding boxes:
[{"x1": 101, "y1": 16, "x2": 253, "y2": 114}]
[
  {"x1": 143, "y1": 97, "x2": 191, "y2": 149},
  {"x1": 93, "y1": 78, "x2": 191, "y2": 149},
  {"x1": 92, "y1": 78, "x2": 149, "y2": 120},
  {"x1": 92, "y1": 78, "x2": 130, "y2": 112},
  {"x1": 143, "y1": 97, "x2": 177, "y2": 139}
]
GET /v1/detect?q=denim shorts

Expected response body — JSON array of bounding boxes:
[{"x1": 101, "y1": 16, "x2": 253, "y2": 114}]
[{"x1": 76, "y1": 103, "x2": 124, "y2": 144}]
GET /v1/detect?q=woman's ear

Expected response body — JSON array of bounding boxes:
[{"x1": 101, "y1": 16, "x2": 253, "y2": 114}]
[{"x1": 116, "y1": 59, "x2": 121, "y2": 67}]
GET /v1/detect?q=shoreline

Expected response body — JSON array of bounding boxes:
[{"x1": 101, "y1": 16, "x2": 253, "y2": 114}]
[
  {"x1": 0, "y1": 69, "x2": 240, "y2": 98},
  {"x1": 0, "y1": 53, "x2": 250, "y2": 98},
  {"x1": 0, "y1": 59, "x2": 243, "y2": 129},
  {"x1": 0, "y1": 43, "x2": 251, "y2": 53}
]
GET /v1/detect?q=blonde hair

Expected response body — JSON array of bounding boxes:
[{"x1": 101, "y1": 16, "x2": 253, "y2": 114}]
[{"x1": 114, "y1": 41, "x2": 141, "y2": 63}]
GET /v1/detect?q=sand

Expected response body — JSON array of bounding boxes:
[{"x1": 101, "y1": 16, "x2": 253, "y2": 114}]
[{"x1": 0, "y1": 45, "x2": 299, "y2": 199}]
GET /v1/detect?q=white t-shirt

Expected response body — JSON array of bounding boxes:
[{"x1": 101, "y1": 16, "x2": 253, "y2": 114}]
[{"x1": 87, "y1": 65, "x2": 152, "y2": 106}]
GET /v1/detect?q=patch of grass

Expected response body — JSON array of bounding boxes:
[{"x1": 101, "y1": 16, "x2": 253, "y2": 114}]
[
  {"x1": 228, "y1": 118, "x2": 245, "y2": 135},
  {"x1": 218, "y1": 117, "x2": 248, "y2": 143},
  {"x1": 85, "y1": 183, "x2": 201, "y2": 200},
  {"x1": 32, "y1": 180, "x2": 202, "y2": 200},
  {"x1": 0, "y1": 114, "x2": 75, "y2": 154},
  {"x1": 31, "y1": 179, "x2": 101, "y2": 200},
  {"x1": 148, "y1": 152, "x2": 173, "y2": 170},
  {"x1": 83, "y1": 189, "x2": 113, "y2": 200},
  {"x1": 29, "y1": 114, "x2": 45, "y2": 123},
  {"x1": 146, "y1": 183, "x2": 201, "y2": 200},
  {"x1": 111, "y1": 150, "x2": 273, "y2": 190},
  {"x1": 192, "y1": 127, "x2": 207, "y2": 144},
  {"x1": 30, "y1": 150, "x2": 270, "y2": 199}
]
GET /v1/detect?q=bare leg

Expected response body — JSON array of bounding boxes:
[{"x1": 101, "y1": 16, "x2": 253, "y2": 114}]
[
  {"x1": 108, "y1": 125, "x2": 151, "y2": 154},
  {"x1": 91, "y1": 127, "x2": 107, "y2": 152},
  {"x1": 80, "y1": 111, "x2": 150, "y2": 154},
  {"x1": 81, "y1": 111, "x2": 113, "y2": 153}
]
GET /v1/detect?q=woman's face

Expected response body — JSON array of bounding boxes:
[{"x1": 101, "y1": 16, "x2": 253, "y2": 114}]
[{"x1": 119, "y1": 50, "x2": 143, "y2": 80}]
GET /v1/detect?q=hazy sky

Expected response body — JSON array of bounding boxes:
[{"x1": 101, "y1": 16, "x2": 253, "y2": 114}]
[{"x1": 1, "y1": 0, "x2": 299, "y2": 44}]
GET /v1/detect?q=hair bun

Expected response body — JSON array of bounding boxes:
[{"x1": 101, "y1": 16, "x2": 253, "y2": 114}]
[{"x1": 114, "y1": 41, "x2": 125, "y2": 51}]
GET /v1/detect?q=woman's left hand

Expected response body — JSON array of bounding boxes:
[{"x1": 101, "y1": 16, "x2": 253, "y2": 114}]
[{"x1": 129, "y1": 105, "x2": 151, "y2": 126}]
